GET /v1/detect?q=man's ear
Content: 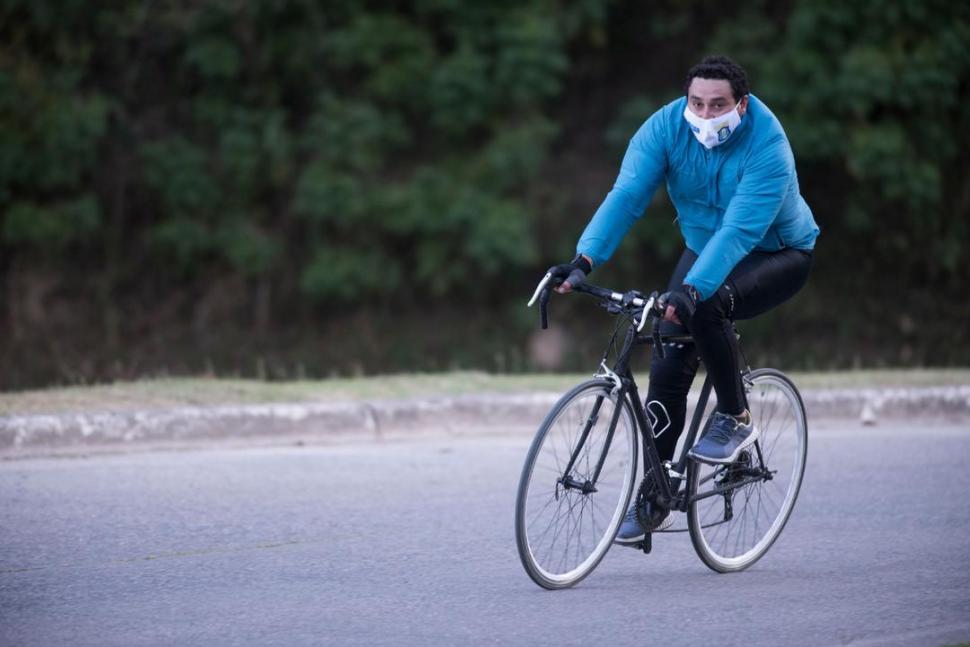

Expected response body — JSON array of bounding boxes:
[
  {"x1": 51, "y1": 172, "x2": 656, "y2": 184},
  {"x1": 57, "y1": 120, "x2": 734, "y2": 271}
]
[{"x1": 738, "y1": 94, "x2": 750, "y2": 117}]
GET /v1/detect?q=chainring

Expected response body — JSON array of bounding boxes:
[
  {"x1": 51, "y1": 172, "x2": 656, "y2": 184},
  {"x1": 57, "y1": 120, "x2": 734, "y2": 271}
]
[{"x1": 634, "y1": 467, "x2": 669, "y2": 532}]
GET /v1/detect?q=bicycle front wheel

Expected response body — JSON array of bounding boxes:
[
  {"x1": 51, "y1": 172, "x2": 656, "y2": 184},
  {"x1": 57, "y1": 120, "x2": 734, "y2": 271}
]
[
  {"x1": 687, "y1": 368, "x2": 807, "y2": 573},
  {"x1": 515, "y1": 380, "x2": 639, "y2": 589}
]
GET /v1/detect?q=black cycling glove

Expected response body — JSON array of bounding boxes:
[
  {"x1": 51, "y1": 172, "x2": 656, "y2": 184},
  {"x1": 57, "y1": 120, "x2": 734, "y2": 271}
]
[
  {"x1": 547, "y1": 254, "x2": 593, "y2": 288},
  {"x1": 661, "y1": 284, "x2": 700, "y2": 327}
]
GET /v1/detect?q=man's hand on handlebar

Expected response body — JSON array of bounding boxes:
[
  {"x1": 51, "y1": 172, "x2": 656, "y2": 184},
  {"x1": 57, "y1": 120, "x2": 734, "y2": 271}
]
[
  {"x1": 658, "y1": 284, "x2": 700, "y2": 327},
  {"x1": 663, "y1": 304, "x2": 682, "y2": 325},
  {"x1": 548, "y1": 254, "x2": 592, "y2": 294},
  {"x1": 552, "y1": 270, "x2": 584, "y2": 294}
]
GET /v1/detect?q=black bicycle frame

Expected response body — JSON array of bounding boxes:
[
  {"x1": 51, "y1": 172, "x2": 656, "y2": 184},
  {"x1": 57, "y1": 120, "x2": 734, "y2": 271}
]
[
  {"x1": 557, "y1": 314, "x2": 760, "y2": 513},
  {"x1": 559, "y1": 304, "x2": 771, "y2": 512}
]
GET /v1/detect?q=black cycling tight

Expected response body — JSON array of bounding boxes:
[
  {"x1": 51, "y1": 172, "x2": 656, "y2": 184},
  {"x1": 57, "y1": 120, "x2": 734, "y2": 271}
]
[{"x1": 646, "y1": 247, "x2": 813, "y2": 462}]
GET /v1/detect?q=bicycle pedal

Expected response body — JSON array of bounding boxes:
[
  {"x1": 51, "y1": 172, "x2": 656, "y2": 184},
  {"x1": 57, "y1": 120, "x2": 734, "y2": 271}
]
[{"x1": 637, "y1": 534, "x2": 652, "y2": 554}]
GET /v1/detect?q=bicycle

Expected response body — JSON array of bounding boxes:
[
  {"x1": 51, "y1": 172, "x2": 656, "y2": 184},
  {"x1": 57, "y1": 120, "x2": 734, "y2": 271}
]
[{"x1": 514, "y1": 274, "x2": 808, "y2": 589}]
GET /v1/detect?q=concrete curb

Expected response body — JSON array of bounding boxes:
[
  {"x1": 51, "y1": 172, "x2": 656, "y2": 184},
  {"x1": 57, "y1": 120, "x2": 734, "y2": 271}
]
[{"x1": 1, "y1": 386, "x2": 968, "y2": 453}]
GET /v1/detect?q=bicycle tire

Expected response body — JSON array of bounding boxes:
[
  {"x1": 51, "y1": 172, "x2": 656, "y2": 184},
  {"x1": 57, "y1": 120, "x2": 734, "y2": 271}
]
[
  {"x1": 515, "y1": 380, "x2": 639, "y2": 589},
  {"x1": 687, "y1": 368, "x2": 807, "y2": 573}
]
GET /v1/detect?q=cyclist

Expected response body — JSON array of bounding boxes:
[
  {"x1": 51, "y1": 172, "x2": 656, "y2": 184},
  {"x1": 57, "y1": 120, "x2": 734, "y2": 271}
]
[{"x1": 545, "y1": 55, "x2": 819, "y2": 545}]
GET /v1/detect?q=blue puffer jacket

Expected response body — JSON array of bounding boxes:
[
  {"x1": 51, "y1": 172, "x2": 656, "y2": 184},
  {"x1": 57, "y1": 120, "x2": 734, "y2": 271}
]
[{"x1": 577, "y1": 94, "x2": 819, "y2": 299}]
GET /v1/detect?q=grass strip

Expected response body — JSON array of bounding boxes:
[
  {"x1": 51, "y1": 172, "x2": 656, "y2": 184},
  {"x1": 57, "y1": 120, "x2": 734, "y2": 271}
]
[{"x1": 2, "y1": 369, "x2": 968, "y2": 416}]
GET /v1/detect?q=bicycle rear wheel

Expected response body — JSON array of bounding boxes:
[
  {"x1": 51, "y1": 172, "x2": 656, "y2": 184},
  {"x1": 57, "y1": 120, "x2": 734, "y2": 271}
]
[
  {"x1": 515, "y1": 380, "x2": 638, "y2": 589},
  {"x1": 687, "y1": 368, "x2": 807, "y2": 572}
]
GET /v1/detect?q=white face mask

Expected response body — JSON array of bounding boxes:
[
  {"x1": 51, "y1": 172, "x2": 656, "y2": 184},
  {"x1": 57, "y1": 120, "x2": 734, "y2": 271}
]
[{"x1": 683, "y1": 101, "x2": 743, "y2": 149}]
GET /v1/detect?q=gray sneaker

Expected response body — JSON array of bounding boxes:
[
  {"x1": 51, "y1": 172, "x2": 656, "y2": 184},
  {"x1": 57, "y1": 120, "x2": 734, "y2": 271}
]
[{"x1": 688, "y1": 412, "x2": 760, "y2": 464}]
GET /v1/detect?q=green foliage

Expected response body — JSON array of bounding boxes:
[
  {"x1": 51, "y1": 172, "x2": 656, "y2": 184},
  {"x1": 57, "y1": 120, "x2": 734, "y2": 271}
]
[
  {"x1": 279, "y1": 4, "x2": 568, "y2": 302},
  {"x1": 3, "y1": 195, "x2": 100, "y2": 248},
  {"x1": 184, "y1": 37, "x2": 241, "y2": 80},
  {"x1": 150, "y1": 217, "x2": 212, "y2": 273},
  {"x1": 301, "y1": 95, "x2": 410, "y2": 173},
  {"x1": 1, "y1": 0, "x2": 590, "y2": 304},
  {"x1": 492, "y1": 13, "x2": 569, "y2": 107},
  {"x1": 293, "y1": 164, "x2": 368, "y2": 227},
  {"x1": 429, "y1": 46, "x2": 492, "y2": 135},
  {"x1": 0, "y1": 16, "x2": 110, "y2": 250},
  {"x1": 301, "y1": 245, "x2": 396, "y2": 301},
  {"x1": 473, "y1": 121, "x2": 558, "y2": 192},
  {"x1": 382, "y1": 167, "x2": 537, "y2": 294},
  {"x1": 326, "y1": 13, "x2": 436, "y2": 106},
  {"x1": 217, "y1": 219, "x2": 279, "y2": 278},
  {"x1": 140, "y1": 138, "x2": 218, "y2": 217},
  {"x1": 605, "y1": 94, "x2": 660, "y2": 153},
  {"x1": 2, "y1": 0, "x2": 969, "y2": 387}
]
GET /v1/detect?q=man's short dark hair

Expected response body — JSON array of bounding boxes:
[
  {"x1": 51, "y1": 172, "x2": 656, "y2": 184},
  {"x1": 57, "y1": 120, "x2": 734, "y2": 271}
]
[{"x1": 684, "y1": 56, "x2": 749, "y2": 101}]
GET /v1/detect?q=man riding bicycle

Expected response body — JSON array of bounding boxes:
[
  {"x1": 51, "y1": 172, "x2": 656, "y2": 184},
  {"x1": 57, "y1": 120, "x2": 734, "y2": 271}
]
[{"x1": 545, "y1": 55, "x2": 819, "y2": 545}]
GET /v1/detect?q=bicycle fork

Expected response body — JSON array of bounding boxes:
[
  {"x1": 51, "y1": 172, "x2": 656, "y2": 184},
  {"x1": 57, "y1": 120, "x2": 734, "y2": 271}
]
[{"x1": 555, "y1": 392, "x2": 624, "y2": 497}]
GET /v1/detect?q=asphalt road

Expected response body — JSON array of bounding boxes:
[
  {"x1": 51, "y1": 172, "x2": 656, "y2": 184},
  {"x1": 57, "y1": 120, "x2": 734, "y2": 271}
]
[{"x1": 2, "y1": 418, "x2": 969, "y2": 646}]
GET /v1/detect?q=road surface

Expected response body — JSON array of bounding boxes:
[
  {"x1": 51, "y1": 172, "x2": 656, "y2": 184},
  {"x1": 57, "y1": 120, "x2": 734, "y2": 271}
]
[{"x1": 2, "y1": 418, "x2": 969, "y2": 646}]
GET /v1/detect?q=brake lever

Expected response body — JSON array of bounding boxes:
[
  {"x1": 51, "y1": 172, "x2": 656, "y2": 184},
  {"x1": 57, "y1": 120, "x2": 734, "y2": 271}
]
[
  {"x1": 636, "y1": 295, "x2": 656, "y2": 333},
  {"x1": 527, "y1": 273, "x2": 552, "y2": 307}
]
